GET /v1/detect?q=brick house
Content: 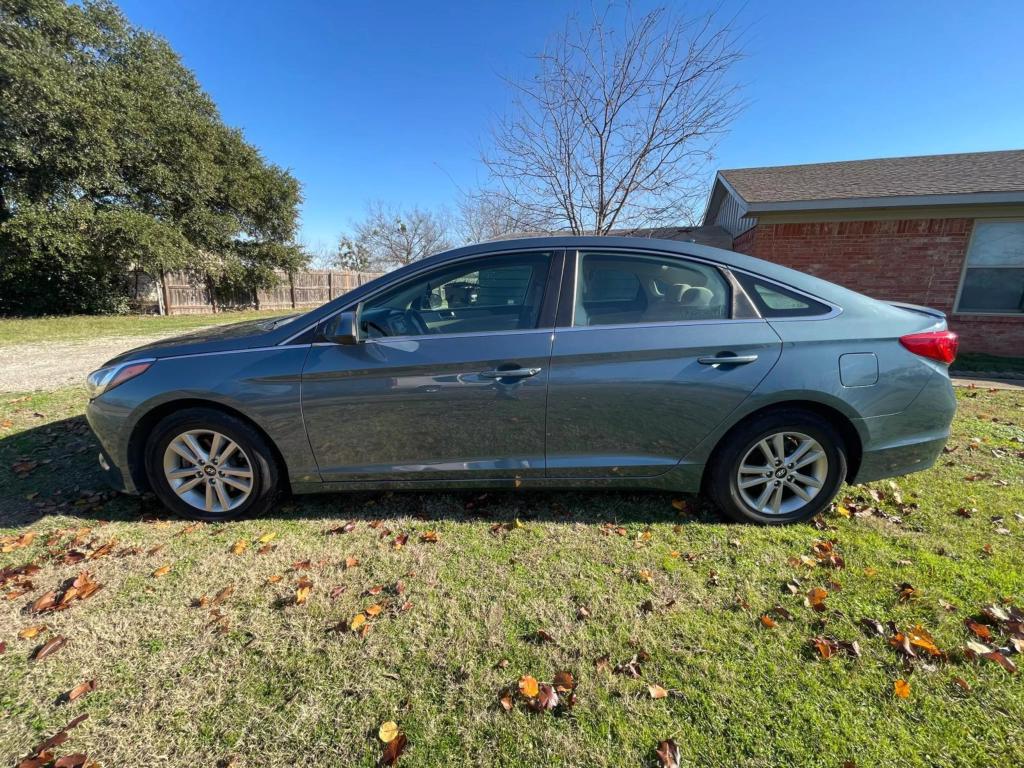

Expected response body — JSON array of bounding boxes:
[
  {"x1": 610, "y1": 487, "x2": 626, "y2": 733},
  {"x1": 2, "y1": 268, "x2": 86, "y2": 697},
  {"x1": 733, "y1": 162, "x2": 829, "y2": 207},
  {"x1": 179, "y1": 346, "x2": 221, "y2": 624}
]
[{"x1": 702, "y1": 150, "x2": 1024, "y2": 357}]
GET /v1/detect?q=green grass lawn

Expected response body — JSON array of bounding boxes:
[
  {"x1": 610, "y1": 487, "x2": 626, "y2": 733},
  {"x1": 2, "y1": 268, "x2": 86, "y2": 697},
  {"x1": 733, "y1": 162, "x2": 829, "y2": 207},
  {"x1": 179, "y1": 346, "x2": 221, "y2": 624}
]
[
  {"x1": 1, "y1": 387, "x2": 1023, "y2": 767},
  {"x1": 953, "y1": 352, "x2": 1024, "y2": 377},
  {"x1": 0, "y1": 310, "x2": 294, "y2": 346}
]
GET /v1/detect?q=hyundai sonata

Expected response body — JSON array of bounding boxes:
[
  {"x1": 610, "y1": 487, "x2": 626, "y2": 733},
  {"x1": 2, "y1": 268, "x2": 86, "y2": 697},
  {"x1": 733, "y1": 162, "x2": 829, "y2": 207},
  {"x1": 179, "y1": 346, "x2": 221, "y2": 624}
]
[{"x1": 85, "y1": 237, "x2": 958, "y2": 524}]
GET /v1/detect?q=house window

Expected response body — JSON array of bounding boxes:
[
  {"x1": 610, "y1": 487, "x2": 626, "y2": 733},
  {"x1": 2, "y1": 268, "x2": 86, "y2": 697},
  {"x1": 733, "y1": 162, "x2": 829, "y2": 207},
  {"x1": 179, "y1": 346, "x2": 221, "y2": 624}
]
[{"x1": 956, "y1": 221, "x2": 1024, "y2": 314}]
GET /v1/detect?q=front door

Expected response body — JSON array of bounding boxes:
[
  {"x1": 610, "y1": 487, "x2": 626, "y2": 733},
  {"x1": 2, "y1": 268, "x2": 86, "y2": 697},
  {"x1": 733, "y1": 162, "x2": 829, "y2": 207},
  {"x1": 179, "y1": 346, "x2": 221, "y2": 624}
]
[
  {"x1": 544, "y1": 250, "x2": 782, "y2": 478},
  {"x1": 301, "y1": 250, "x2": 560, "y2": 482}
]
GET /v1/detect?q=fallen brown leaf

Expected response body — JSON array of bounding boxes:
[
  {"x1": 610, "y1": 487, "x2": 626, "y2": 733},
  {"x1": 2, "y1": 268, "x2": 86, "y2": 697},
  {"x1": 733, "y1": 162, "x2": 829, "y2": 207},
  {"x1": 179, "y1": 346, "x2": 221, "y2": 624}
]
[
  {"x1": 380, "y1": 733, "x2": 407, "y2": 766},
  {"x1": 66, "y1": 679, "x2": 96, "y2": 702},
  {"x1": 806, "y1": 587, "x2": 828, "y2": 611},
  {"x1": 983, "y1": 650, "x2": 1018, "y2": 673},
  {"x1": 535, "y1": 682, "x2": 559, "y2": 710},
  {"x1": 553, "y1": 671, "x2": 575, "y2": 692},
  {"x1": 31, "y1": 635, "x2": 67, "y2": 662},
  {"x1": 965, "y1": 619, "x2": 992, "y2": 640},
  {"x1": 325, "y1": 521, "x2": 357, "y2": 535},
  {"x1": 656, "y1": 738, "x2": 680, "y2": 768},
  {"x1": 294, "y1": 577, "x2": 313, "y2": 605}
]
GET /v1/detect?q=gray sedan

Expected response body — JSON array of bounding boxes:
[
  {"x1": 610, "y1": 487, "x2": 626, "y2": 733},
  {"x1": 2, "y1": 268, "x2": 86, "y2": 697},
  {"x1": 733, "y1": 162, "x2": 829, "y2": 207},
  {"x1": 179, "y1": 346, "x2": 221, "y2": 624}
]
[{"x1": 85, "y1": 237, "x2": 958, "y2": 524}]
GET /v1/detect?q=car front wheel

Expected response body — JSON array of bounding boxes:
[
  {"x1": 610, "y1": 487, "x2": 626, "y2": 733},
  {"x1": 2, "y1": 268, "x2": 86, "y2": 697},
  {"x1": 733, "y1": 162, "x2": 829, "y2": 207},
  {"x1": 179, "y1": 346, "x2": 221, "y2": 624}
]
[
  {"x1": 708, "y1": 409, "x2": 847, "y2": 524},
  {"x1": 144, "y1": 408, "x2": 280, "y2": 520}
]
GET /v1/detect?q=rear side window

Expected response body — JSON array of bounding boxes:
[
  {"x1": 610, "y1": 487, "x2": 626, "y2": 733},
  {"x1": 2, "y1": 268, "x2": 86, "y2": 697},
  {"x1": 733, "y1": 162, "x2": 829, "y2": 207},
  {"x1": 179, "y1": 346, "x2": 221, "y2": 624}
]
[
  {"x1": 737, "y1": 274, "x2": 831, "y2": 318},
  {"x1": 573, "y1": 252, "x2": 730, "y2": 326}
]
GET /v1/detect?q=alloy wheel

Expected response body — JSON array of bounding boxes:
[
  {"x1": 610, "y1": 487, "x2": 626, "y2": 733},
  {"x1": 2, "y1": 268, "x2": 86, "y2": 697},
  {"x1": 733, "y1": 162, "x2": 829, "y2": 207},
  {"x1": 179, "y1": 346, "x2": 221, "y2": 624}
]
[
  {"x1": 162, "y1": 429, "x2": 253, "y2": 514},
  {"x1": 735, "y1": 431, "x2": 828, "y2": 516}
]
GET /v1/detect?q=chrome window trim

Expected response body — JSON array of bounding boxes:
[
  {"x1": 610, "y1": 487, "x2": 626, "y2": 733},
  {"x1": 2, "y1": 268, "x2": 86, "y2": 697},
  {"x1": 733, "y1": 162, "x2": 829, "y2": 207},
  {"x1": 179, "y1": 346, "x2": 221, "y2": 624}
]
[
  {"x1": 556, "y1": 317, "x2": 767, "y2": 334},
  {"x1": 279, "y1": 246, "x2": 559, "y2": 345},
  {"x1": 309, "y1": 327, "x2": 556, "y2": 346}
]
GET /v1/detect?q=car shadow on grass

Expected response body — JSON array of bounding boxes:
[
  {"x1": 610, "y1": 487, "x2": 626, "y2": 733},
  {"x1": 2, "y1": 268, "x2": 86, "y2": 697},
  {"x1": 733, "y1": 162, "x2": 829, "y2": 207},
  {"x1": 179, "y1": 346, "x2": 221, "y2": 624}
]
[{"x1": 1, "y1": 415, "x2": 718, "y2": 529}]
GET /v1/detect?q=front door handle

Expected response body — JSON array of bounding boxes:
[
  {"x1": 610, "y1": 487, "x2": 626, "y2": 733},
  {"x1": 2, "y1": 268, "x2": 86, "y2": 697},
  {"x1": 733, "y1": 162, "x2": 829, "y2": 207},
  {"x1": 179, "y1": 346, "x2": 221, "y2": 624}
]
[
  {"x1": 698, "y1": 354, "x2": 759, "y2": 366},
  {"x1": 479, "y1": 367, "x2": 542, "y2": 379}
]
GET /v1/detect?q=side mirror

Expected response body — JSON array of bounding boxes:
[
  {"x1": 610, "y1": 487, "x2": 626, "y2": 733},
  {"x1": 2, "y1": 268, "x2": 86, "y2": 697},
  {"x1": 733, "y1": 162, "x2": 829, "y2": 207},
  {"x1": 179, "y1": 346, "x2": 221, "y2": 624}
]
[{"x1": 324, "y1": 310, "x2": 360, "y2": 345}]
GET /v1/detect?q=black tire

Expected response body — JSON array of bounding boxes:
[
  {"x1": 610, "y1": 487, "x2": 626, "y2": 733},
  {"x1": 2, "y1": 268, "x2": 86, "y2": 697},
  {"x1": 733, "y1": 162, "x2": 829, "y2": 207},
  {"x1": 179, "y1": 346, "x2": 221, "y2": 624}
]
[
  {"x1": 144, "y1": 407, "x2": 280, "y2": 521},
  {"x1": 707, "y1": 409, "x2": 847, "y2": 525}
]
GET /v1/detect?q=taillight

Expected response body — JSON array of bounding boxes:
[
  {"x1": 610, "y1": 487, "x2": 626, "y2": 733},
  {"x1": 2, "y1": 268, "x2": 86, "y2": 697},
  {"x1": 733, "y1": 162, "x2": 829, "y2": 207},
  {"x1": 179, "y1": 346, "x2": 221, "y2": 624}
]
[{"x1": 899, "y1": 331, "x2": 959, "y2": 364}]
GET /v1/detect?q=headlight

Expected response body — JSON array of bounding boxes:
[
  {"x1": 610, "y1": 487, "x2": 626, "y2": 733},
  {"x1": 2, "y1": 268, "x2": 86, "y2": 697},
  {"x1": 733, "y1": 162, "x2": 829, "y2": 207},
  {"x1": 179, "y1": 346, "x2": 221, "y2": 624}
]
[{"x1": 86, "y1": 359, "x2": 154, "y2": 399}]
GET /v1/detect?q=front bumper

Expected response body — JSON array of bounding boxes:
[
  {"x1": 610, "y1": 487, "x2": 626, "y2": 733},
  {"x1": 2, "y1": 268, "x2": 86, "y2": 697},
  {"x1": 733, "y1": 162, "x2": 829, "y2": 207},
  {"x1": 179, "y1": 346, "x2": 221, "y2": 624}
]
[
  {"x1": 86, "y1": 398, "x2": 138, "y2": 494},
  {"x1": 94, "y1": 446, "x2": 133, "y2": 493}
]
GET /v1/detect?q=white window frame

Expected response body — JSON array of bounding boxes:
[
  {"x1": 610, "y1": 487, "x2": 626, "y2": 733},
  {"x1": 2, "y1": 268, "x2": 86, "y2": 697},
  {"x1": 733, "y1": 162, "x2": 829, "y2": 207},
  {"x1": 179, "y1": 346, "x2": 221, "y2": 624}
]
[{"x1": 953, "y1": 218, "x2": 1024, "y2": 316}]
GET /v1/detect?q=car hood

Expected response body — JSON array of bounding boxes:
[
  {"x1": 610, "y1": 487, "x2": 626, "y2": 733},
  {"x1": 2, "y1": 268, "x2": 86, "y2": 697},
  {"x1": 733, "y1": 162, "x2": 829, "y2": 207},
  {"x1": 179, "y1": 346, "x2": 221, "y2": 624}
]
[{"x1": 100, "y1": 317, "x2": 291, "y2": 366}]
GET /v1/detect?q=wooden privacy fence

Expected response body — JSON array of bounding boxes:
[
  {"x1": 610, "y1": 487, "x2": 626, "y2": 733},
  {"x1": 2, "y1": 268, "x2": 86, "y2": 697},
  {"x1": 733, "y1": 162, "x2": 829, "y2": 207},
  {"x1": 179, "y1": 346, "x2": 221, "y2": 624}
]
[{"x1": 157, "y1": 269, "x2": 384, "y2": 315}]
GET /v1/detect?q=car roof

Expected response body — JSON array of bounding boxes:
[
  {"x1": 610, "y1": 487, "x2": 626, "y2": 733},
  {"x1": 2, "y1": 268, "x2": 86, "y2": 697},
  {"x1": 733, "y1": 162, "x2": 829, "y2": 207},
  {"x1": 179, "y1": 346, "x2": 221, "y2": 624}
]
[{"x1": 423, "y1": 236, "x2": 863, "y2": 303}]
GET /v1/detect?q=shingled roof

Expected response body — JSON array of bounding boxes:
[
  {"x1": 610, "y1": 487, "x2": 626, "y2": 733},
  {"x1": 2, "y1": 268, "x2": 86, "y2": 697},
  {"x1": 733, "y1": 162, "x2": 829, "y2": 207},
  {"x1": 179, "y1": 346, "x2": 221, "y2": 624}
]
[{"x1": 719, "y1": 149, "x2": 1024, "y2": 205}]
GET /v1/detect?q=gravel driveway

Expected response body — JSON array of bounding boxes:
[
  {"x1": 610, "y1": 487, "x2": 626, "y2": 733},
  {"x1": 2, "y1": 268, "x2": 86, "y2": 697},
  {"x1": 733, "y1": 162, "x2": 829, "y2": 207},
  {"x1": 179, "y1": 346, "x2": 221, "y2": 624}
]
[{"x1": 0, "y1": 334, "x2": 176, "y2": 392}]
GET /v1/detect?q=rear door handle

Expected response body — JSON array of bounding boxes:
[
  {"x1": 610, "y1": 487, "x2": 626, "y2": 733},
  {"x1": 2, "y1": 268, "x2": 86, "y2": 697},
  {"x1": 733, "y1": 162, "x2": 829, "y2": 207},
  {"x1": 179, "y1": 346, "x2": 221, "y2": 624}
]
[
  {"x1": 479, "y1": 367, "x2": 542, "y2": 379},
  {"x1": 698, "y1": 354, "x2": 759, "y2": 365}
]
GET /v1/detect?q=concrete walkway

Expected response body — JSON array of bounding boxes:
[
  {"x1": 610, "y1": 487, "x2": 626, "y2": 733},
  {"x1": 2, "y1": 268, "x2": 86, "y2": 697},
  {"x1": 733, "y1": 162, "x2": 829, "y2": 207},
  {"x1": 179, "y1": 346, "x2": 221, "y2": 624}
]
[{"x1": 951, "y1": 376, "x2": 1024, "y2": 390}]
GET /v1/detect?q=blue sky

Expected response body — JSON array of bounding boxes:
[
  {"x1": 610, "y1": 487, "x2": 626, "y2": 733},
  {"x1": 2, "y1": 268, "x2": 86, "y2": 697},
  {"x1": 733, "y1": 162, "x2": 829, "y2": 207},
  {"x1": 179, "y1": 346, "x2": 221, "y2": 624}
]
[{"x1": 117, "y1": 0, "x2": 1024, "y2": 248}]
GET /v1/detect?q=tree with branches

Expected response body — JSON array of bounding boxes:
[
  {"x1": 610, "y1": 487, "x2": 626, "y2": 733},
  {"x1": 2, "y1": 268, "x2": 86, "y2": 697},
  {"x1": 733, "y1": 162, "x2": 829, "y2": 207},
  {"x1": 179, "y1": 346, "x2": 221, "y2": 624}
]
[
  {"x1": 481, "y1": 4, "x2": 744, "y2": 235},
  {"x1": 343, "y1": 202, "x2": 452, "y2": 270},
  {"x1": 0, "y1": 0, "x2": 305, "y2": 314},
  {"x1": 455, "y1": 192, "x2": 527, "y2": 244}
]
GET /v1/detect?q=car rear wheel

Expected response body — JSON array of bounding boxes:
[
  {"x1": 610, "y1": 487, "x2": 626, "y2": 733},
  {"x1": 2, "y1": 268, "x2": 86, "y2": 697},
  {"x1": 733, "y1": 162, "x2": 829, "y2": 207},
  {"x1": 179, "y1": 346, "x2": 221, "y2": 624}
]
[
  {"x1": 708, "y1": 409, "x2": 847, "y2": 524},
  {"x1": 144, "y1": 408, "x2": 279, "y2": 520}
]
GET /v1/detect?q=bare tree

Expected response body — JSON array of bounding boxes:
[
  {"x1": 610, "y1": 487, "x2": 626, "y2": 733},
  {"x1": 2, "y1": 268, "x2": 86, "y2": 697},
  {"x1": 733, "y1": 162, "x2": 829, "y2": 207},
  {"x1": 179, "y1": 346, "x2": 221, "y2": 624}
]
[
  {"x1": 303, "y1": 239, "x2": 338, "y2": 270},
  {"x1": 346, "y1": 202, "x2": 453, "y2": 270},
  {"x1": 482, "y1": 4, "x2": 744, "y2": 234},
  {"x1": 456, "y1": 192, "x2": 530, "y2": 244}
]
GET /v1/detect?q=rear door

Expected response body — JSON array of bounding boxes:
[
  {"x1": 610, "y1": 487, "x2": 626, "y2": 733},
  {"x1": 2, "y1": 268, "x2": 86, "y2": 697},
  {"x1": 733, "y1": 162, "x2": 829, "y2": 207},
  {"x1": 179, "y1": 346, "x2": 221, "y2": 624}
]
[
  {"x1": 301, "y1": 250, "x2": 562, "y2": 482},
  {"x1": 544, "y1": 249, "x2": 782, "y2": 478}
]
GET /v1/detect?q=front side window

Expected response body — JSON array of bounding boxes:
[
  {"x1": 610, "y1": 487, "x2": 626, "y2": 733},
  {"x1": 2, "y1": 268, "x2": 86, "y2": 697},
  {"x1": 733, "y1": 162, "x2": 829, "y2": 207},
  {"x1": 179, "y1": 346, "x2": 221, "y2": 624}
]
[
  {"x1": 360, "y1": 251, "x2": 551, "y2": 337},
  {"x1": 956, "y1": 221, "x2": 1024, "y2": 314},
  {"x1": 573, "y1": 252, "x2": 730, "y2": 327}
]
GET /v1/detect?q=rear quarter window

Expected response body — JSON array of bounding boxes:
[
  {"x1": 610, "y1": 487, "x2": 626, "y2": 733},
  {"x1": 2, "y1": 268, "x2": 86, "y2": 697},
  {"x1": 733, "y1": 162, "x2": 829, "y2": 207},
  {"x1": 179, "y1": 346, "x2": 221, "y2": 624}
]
[{"x1": 737, "y1": 274, "x2": 832, "y2": 318}]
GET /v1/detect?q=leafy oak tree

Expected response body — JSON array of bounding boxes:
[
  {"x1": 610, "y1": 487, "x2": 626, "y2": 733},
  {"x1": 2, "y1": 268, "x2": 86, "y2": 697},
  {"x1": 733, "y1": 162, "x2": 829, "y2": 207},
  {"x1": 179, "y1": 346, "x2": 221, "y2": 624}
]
[{"x1": 0, "y1": 0, "x2": 306, "y2": 314}]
